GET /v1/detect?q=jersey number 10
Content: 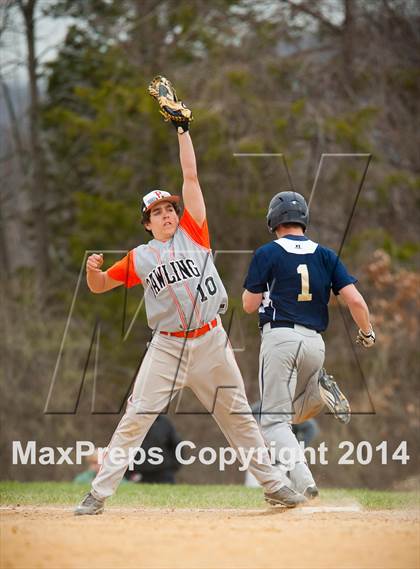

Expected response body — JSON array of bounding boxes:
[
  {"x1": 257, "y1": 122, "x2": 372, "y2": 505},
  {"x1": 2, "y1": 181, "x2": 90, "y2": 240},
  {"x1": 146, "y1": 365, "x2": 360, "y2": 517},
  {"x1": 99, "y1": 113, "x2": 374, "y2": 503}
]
[
  {"x1": 197, "y1": 276, "x2": 217, "y2": 302},
  {"x1": 297, "y1": 264, "x2": 312, "y2": 302}
]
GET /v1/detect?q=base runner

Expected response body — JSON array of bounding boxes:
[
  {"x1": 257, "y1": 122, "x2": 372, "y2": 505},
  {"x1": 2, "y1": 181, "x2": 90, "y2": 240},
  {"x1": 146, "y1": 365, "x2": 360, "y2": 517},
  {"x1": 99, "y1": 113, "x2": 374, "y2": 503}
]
[
  {"x1": 75, "y1": 77, "x2": 307, "y2": 515},
  {"x1": 242, "y1": 191, "x2": 376, "y2": 498}
]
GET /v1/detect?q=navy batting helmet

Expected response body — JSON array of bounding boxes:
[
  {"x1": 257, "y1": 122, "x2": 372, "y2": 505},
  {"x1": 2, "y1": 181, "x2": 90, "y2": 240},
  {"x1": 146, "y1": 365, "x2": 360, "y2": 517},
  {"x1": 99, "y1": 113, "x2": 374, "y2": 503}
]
[{"x1": 266, "y1": 191, "x2": 309, "y2": 233}]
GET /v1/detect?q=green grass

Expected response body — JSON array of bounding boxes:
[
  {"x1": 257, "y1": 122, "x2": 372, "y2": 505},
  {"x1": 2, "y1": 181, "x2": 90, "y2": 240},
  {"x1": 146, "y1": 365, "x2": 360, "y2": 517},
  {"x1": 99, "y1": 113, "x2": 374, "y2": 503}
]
[{"x1": 1, "y1": 482, "x2": 419, "y2": 510}]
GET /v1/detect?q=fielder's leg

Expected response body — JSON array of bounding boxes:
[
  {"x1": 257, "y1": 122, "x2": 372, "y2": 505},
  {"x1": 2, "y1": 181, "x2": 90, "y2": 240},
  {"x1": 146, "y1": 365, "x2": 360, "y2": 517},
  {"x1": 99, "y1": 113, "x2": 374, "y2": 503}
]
[
  {"x1": 75, "y1": 334, "x2": 187, "y2": 515},
  {"x1": 186, "y1": 325, "x2": 305, "y2": 507}
]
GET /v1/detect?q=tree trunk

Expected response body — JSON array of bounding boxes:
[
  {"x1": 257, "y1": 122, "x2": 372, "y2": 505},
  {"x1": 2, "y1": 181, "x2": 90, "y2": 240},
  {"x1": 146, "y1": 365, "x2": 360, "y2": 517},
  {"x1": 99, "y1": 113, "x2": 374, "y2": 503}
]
[
  {"x1": 19, "y1": 0, "x2": 49, "y2": 301},
  {"x1": 342, "y1": 0, "x2": 355, "y2": 83}
]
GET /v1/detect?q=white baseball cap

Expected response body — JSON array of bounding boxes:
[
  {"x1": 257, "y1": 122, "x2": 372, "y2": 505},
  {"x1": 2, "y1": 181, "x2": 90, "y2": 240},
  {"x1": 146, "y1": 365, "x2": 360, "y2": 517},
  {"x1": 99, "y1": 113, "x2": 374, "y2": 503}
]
[{"x1": 141, "y1": 190, "x2": 180, "y2": 213}]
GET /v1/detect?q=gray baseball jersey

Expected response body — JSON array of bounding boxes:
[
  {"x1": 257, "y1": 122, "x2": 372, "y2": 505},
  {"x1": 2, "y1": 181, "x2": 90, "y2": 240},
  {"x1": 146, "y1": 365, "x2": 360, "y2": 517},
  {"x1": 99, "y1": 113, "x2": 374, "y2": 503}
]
[
  {"x1": 91, "y1": 208, "x2": 291, "y2": 500},
  {"x1": 107, "y1": 209, "x2": 228, "y2": 331}
]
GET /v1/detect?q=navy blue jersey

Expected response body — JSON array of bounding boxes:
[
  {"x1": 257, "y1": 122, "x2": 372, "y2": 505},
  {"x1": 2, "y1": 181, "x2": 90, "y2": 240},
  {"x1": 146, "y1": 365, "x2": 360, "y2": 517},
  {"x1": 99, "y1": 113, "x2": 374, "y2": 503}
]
[{"x1": 243, "y1": 235, "x2": 357, "y2": 332}]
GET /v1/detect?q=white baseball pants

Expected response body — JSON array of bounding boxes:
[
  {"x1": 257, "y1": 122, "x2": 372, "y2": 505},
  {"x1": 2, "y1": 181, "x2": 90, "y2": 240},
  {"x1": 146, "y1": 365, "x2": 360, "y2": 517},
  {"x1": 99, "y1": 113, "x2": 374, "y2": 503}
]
[
  {"x1": 92, "y1": 321, "x2": 289, "y2": 499},
  {"x1": 257, "y1": 324, "x2": 326, "y2": 494}
]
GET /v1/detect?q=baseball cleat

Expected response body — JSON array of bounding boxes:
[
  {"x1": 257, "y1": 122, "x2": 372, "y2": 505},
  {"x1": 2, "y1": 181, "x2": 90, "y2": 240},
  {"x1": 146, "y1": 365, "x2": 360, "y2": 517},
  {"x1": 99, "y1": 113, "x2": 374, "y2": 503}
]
[
  {"x1": 264, "y1": 486, "x2": 307, "y2": 508},
  {"x1": 318, "y1": 368, "x2": 351, "y2": 424},
  {"x1": 74, "y1": 492, "x2": 105, "y2": 516},
  {"x1": 303, "y1": 485, "x2": 319, "y2": 500}
]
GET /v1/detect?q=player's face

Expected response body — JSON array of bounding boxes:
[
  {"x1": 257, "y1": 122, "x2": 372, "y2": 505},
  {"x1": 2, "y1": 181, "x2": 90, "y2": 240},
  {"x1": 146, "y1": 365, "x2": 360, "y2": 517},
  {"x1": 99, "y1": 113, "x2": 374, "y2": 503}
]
[{"x1": 145, "y1": 201, "x2": 179, "y2": 240}]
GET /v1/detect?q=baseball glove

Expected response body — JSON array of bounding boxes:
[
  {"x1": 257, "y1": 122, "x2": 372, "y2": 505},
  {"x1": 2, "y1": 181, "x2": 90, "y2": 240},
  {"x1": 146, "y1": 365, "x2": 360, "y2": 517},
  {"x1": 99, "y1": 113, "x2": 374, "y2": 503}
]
[{"x1": 148, "y1": 75, "x2": 193, "y2": 134}]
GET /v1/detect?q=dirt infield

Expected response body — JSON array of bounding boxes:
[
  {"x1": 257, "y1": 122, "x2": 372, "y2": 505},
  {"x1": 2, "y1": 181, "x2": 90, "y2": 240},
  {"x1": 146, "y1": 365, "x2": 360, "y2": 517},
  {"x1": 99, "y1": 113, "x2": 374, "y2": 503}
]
[{"x1": 1, "y1": 506, "x2": 419, "y2": 569}]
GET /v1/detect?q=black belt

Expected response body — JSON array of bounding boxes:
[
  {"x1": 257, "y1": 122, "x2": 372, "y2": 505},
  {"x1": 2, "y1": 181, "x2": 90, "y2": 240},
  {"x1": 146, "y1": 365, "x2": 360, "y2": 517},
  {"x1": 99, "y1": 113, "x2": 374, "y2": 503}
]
[
  {"x1": 266, "y1": 321, "x2": 321, "y2": 333},
  {"x1": 269, "y1": 321, "x2": 295, "y2": 329}
]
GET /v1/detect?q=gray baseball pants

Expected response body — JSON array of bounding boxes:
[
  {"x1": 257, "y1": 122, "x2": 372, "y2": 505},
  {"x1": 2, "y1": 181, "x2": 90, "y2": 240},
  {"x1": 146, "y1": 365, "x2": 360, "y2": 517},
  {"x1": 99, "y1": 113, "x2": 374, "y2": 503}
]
[
  {"x1": 92, "y1": 320, "x2": 289, "y2": 499},
  {"x1": 257, "y1": 323, "x2": 325, "y2": 494}
]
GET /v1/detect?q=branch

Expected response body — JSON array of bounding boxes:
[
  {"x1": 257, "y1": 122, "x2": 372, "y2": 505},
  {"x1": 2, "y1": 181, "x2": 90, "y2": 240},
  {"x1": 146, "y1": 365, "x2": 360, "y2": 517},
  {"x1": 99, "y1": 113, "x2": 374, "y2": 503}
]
[{"x1": 281, "y1": 0, "x2": 342, "y2": 34}]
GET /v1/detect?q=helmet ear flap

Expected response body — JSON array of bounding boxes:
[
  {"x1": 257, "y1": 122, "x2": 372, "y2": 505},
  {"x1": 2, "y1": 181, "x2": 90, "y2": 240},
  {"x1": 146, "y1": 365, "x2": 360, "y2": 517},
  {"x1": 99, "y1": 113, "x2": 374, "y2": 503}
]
[{"x1": 267, "y1": 213, "x2": 277, "y2": 233}]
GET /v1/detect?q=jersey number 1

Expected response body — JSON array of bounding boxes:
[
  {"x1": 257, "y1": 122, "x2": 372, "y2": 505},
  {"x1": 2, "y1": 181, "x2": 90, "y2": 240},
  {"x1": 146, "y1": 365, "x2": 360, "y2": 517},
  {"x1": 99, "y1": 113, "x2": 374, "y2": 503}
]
[{"x1": 297, "y1": 264, "x2": 312, "y2": 302}]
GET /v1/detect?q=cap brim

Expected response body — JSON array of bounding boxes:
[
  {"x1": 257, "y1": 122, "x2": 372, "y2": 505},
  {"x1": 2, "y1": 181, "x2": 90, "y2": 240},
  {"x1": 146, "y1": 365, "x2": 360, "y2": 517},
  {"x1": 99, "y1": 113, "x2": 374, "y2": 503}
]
[{"x1": 143, "y1": 195, "x2": 180, "y2": 213}]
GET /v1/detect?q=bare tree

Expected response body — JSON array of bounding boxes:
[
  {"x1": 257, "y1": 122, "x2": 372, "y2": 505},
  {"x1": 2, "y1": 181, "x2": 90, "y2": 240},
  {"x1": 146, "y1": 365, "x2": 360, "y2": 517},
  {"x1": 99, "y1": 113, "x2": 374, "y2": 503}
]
[{"x1": 17, "y1": 0, "x2": 49, "y2": 299}]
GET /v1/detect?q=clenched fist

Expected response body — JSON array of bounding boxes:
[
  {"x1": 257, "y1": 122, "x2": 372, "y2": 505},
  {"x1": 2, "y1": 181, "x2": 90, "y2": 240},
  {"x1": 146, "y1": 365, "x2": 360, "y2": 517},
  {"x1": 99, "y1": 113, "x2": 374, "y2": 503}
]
[{"x1": 86, "y1": 253, "x2": 104, "y2": 273}]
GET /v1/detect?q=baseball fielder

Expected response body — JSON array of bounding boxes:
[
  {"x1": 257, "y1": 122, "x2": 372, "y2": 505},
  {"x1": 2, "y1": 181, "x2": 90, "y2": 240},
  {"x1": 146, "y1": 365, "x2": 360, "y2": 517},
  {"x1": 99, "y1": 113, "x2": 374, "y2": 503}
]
[
  {"x1": 242, "y1": 191, "x2": 376, "y2": 498},
  {"x1": 75, "y1": 78, "x2": 306, "y2": 515}
]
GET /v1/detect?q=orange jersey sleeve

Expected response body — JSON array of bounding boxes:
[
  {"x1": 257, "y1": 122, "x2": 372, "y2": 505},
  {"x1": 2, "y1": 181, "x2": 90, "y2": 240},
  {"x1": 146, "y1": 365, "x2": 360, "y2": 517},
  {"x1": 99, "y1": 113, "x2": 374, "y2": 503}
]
[
  {"x1": 179, "y1": 208, "x2": 210, "y2": 249},
  {"x1": 106, "y1": 250, "x2": 142, "y2": 288}
]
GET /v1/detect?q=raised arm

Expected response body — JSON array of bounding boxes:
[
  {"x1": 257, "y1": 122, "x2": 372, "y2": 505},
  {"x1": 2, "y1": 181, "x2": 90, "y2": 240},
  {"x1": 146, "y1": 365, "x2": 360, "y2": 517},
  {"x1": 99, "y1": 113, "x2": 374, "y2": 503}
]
[{"x1": 178, "y1": 132, "x2": 206, "y2": 226}]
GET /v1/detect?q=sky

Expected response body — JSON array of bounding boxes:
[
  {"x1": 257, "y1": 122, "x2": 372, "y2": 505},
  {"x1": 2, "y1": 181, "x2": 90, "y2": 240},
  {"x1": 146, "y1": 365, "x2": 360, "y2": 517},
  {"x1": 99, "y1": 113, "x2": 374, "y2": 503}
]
[{"x1": 0, "y1": 3, "x2": 72, "y2": 86}]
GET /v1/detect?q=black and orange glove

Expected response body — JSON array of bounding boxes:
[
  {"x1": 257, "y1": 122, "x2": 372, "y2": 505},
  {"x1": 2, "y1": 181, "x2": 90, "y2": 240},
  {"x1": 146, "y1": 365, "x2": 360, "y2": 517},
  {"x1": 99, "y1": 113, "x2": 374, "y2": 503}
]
[{"x1": 148, "y1": 75, "x2": 193, "y2": 134}]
